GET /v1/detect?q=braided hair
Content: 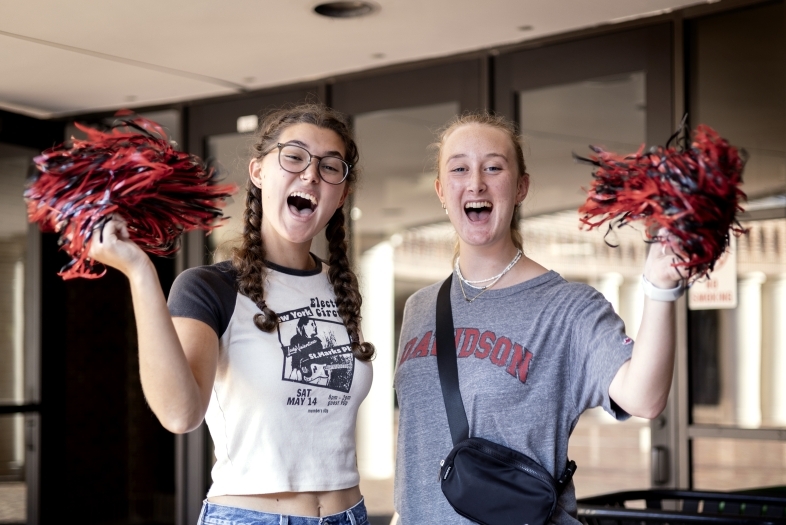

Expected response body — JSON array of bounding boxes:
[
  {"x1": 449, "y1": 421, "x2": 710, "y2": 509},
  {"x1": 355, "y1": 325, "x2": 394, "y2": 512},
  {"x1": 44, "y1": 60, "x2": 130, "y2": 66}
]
[{"x1": 232, "y1": 104, "x2": 374, "y2": 361}]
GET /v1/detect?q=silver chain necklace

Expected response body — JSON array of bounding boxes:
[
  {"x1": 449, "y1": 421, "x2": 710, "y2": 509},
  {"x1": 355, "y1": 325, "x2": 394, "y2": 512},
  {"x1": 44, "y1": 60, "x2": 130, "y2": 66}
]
[{"x1": 455, "y1": 249, "x2": 522, "y2": 303}]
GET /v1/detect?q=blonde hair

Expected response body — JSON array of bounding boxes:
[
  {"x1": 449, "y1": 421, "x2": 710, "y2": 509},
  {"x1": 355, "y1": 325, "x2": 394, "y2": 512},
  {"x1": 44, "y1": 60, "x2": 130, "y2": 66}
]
[{"x1": 433, "y1": 111, "x2": 528, "y2": 252}]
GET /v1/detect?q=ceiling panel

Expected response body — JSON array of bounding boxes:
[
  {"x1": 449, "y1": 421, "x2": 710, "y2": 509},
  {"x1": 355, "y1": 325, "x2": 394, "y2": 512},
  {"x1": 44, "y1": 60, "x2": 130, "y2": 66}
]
[{"x1": 0, "y1": 0, "x2": 710, "y2": 116}]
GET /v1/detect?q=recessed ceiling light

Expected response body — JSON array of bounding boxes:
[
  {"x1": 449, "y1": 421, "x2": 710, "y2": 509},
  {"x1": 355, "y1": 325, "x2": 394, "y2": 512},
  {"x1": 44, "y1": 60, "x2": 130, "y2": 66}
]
[
  {"x1": 371, "y1": 52, "x2": 385, "y2": 59},
  {"x1": 314, "y1": 1, "x2": 378, "y2": 18},
  {"x1": 124, "y1": 95, "x2": 137, "y2": 102},
  {"x1": 243, "y1": 76, "x2": 256, "y2": 84},
  {"x1": 518, "y1": 25, "x2": 534, "y2": 31}
]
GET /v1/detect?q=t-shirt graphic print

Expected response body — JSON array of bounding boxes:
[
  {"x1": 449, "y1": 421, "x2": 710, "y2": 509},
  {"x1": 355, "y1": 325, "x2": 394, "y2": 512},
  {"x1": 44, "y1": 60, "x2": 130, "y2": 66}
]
[{"x1": 277, "y1": 300, "x2": 354, "y2": 393}]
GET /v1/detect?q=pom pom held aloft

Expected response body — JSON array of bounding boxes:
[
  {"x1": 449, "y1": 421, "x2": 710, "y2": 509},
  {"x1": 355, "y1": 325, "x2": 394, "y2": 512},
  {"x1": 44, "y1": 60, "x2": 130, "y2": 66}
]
[
  {"x1": 577, "y1": 123, "x2": 747, "y2": 282},
  {"x1": 25, "y1": 113, "x2": 237, "y2": 279}
]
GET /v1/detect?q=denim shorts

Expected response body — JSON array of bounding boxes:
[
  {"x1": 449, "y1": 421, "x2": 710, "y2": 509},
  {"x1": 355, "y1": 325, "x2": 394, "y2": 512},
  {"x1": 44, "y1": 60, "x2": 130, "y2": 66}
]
[{"x1": 197, "y1": 498, "x2": 369, "y2": 525}]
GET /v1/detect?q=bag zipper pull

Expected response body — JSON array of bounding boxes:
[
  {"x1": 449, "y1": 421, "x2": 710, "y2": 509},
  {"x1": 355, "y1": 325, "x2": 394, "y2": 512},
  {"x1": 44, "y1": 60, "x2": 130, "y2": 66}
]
[{"x1": 438, "y1": 459, "x2": 444, "y2": 481}]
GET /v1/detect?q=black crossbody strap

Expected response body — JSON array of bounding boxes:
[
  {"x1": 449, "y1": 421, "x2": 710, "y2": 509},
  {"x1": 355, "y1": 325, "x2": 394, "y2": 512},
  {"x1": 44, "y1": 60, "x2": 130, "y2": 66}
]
[{"x1": 436, "y1": 275, "x2": 470, "y2": 445}]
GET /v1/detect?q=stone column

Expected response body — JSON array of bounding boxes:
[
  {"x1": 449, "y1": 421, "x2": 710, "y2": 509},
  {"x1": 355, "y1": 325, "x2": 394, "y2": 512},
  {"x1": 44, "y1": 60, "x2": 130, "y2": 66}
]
[
  {"x1": 596, "y1": 272, "x2": 624, "y2": 313},
  {"x1": 735, "y1": 272, "x2": 766, "y2": 428},
  {"x1": 763, "y1": 275, "x2": 786, "y2": 425},
  {"x1": 356, "y1": 241, "x2": 395, "y2": 479},
  {"x1": 619, "y1": 277, "x2": 644, "y2": 340}
]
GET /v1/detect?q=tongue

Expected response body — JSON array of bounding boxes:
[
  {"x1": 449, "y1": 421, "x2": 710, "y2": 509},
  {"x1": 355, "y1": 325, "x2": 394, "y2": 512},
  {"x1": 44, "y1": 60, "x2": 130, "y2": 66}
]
[
  {"x1": 467, "y1": 209, "x2": 491, "y2": 222},
  {"x1": 289, "y1": 204, "x2": 314, "y2": 217}
]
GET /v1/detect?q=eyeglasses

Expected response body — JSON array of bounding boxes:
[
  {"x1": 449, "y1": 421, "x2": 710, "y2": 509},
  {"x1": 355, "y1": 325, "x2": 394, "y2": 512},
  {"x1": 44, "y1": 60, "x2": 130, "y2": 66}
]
[{"x1": 264, "y1": 143, "x2": 351, "y2": 185}]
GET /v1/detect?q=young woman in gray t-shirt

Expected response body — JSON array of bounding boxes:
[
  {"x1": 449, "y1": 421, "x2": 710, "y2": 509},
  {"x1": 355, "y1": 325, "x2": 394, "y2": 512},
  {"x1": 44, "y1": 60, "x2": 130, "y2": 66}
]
[{"x1": 394, "y1": 112, "x2": 685, "y2": 524}]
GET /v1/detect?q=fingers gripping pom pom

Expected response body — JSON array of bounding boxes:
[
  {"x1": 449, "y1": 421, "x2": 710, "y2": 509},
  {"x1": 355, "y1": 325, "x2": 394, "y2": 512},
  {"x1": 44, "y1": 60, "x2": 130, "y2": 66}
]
[
  {"x1": 25, "y1": 112, "x2": 237, "y2": 279},
  {"x1": 577, "y1": 123, "x2": 747, "y2": 282}
]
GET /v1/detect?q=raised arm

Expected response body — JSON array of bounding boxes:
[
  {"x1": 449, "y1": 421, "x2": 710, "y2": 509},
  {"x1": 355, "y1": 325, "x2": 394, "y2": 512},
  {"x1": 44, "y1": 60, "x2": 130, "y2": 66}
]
[
  {"x1": 608, "y1": 237, "x2": 684, "y2": 419},
  {"x1": 89, "y1": 219, "x2": 218, "y2": 433}
]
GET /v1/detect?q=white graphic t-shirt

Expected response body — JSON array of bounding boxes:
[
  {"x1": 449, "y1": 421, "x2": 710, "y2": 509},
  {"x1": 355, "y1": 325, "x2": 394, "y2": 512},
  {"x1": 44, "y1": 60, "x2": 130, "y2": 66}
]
[{"x1": 168, "y1": 257, "x2": 373, "y2": 496}]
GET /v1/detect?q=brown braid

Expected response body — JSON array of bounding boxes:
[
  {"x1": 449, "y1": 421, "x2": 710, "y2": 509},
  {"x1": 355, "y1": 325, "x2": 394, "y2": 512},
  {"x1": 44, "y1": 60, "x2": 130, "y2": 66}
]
[
  {"x1": 325, "y1": 207, "x2": 375, "y2": 360},
  {"x1": 231, "y1": 103, "x2": 374, "y2": 361},
  {"x1": 234, "y1": 179, "x2": 279, "y2": 331}
]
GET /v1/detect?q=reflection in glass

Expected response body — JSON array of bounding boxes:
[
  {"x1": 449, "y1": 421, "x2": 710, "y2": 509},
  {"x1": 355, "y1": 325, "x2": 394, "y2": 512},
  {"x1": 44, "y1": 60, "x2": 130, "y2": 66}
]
[
  {"x1": 0, "y1": 414, "x2": 25, "y2": 523},
  {"x1": 689, "y1": 1, "x2": 786, "y2": 430},
  {"x1": 689, "y1": 216, "x2": 786, "y2": 429},
  {"x1": 518, "y1": 72, "x2": 646, "y2": 217},
  {"x1": 206, "y1": 133, "x2": 256, "y2": 262},
  {"x1": 353, "y1": 102, "x2": 459, "y2": 252},
  {"x1": 693, "y1": 437, "x2": 786, "y2": 491}
]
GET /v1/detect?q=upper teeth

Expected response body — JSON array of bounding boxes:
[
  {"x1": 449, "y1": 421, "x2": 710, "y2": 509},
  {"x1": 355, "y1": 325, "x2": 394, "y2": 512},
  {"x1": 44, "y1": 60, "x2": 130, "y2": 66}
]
[
  {"x1": 291, "y1": 192, "x2": 318, "y2": 207},
  {"x1": 465, "y1": 201, "x2": 492, "y2": 209}
]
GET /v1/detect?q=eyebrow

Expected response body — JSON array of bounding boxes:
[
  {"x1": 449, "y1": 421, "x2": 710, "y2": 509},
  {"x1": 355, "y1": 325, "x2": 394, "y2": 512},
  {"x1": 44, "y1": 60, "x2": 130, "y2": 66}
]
[
  {"x1": 446, "y1": 153, "x2": 508, "y2": 162},
  {"x1": 285, "y1": 140, "x2": 345, "y2": 159}
]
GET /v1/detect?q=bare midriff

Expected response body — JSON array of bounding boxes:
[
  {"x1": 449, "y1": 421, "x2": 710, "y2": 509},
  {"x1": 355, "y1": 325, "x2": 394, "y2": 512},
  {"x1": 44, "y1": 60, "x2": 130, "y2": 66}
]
[{"x1": 208, "y1": 485, "x2": 362, "y2": 517}]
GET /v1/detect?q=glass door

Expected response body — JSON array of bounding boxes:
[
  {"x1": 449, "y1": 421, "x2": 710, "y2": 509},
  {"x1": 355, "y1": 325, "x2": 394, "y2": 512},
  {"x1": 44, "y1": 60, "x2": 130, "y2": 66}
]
[{"x1": 494, "y1": 24, "x2": 676, "y2": 495}]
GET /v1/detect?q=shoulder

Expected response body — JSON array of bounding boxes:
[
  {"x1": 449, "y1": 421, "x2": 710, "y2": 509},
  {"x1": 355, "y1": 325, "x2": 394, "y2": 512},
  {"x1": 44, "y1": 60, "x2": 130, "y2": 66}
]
[
  {"x1": 174, "y1": 260, "x2": 237, "y2": 292},
  {"x1": 168, "y1": 261, "x2": 238, "y2": 337},
  {"x1": 533, "y1": 272, "x2": 606, "y2": 309},
  {"x1": 404, "y1": 279, "x2": 442, "y2": 311}
]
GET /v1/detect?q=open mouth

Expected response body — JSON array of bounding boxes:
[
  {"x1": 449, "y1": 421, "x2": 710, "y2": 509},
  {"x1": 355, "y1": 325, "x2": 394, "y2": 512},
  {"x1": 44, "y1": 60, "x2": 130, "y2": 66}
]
[
  {"x1": 464, "y1": 201, "x2": 493, "y2": 222},
  {"x1": 288, "y1": 191, "x2": 318, "y2": 217}
]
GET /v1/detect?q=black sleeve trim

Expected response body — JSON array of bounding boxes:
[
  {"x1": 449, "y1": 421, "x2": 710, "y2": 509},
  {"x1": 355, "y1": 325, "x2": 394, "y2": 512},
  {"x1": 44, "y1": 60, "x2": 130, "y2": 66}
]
[{"x1": 167, "y1": 261, "x2": 238, "y2": 338}]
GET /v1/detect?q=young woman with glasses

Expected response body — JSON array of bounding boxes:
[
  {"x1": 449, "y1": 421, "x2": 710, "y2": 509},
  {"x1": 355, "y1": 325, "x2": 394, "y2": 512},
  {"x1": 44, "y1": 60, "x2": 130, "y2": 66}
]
[
  {"x1": 89, "y1": 104, "x2": 375, "y2": 525},
  {"x1": 393, "y1": 112, "x2": 684, "y2": 524}
]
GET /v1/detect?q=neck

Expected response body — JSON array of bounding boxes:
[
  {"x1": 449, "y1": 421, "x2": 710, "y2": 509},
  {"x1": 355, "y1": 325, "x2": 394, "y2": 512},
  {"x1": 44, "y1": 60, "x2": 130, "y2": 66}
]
[
  {"x1": 260, "y1": 229, "x2": 316, "y2": 271},
  {"x1": 457, "y1": 239, "x2": 520, "y2": 281}
]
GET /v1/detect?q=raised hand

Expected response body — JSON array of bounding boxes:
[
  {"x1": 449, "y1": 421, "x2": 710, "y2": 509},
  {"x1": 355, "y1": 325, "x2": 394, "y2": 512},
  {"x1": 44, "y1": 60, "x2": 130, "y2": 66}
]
[{"x1": 87, "y1": 217, "x2": 151, "y2": 277}]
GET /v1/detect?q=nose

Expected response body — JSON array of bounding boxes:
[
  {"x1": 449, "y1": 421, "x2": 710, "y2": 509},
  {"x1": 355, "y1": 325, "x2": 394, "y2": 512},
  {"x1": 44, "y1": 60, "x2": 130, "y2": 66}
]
[
  {"x1": 300, "y1": 160, "x2": 321, "y2": 184},
  {"x1": 467, "y1": 167, "x2": 486, "y2": 193}
]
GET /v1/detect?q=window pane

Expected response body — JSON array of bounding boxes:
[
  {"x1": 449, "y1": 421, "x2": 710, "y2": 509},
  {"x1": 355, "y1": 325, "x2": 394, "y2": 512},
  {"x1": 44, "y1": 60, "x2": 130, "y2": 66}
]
[
  {"x1": 689, "y1": 2, "x2": 786, "y2": 429},
  {"x1": 206, "y1": 133, "x2": 255, "y2": 262},
  {"x1": 518, "y1": 72, "x2": 646, "y2": 217},
  {"x1": 0, "y1": 143, "x2": 35, "y2": 406},
  {"x1": 690, "y1": 2, "x2": 785, "y2": 199},
  {"x1": 693, "y1": 437, "x2": 786, "y2": 491},
  {"x1": 0, "y1": 413, "x2": 26, "y2": 523},
  {"x1": 518, "y1": 74, "x2": 651, "y2": 495}
]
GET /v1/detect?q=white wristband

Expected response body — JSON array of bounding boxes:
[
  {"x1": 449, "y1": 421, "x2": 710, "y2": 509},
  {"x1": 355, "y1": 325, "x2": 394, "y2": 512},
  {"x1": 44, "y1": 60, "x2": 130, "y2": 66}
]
[{"x1": 641, "y1": 274, "x2": 684, "y2": 302}]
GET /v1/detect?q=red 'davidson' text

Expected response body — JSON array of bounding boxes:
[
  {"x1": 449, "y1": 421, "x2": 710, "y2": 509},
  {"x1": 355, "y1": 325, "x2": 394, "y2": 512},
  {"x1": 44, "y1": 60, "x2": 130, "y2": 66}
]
[{"x1": 398, "y1": 328, "x2": 533, "y2": 384}]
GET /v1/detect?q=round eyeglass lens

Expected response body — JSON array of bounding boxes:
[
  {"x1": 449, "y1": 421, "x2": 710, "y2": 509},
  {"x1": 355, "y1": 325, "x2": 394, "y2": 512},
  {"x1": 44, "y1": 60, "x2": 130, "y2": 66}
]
[
  {"x1": 279, "y1": 144, "x2": 310, "y2": 173},
  {"x1": 317, "y1": 156, "x2": 349, "y2": 184},
  {"x1": 278, "y1": 144, "x2": 348, "y2": 184}
]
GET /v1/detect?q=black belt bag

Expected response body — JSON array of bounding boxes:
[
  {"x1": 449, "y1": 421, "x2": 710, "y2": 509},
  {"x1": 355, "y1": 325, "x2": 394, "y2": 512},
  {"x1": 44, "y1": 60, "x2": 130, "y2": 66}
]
[{"x1": 435, "y1": 275, "x2": 576, "y2": 525}]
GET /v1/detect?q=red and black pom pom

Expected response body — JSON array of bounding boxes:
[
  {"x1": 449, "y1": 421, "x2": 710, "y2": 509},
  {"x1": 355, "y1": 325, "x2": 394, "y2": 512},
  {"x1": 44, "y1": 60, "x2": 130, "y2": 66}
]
[
  {"x1": 577, "y1": 123, "x2": 747, "y2": 281},
  {"x1": 25, "y1": 112, "x2": 237, "y2": 279}
]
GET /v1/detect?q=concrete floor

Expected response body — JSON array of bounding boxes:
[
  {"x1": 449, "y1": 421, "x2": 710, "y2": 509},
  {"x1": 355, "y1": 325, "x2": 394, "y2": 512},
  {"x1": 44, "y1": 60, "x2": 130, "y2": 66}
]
[{"x1": 1, "y1": 410, "x2": 785, "y2": 523}]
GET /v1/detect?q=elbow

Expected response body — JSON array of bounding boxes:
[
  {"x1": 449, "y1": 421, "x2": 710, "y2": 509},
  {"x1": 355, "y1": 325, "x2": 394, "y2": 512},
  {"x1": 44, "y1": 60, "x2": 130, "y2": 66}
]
[
  {"x1": 161, "y1": 417, "x2": 202, "y2": 435},
  {"x1": 156, "y1": 409, "x2": 205, "y2": 435},
  {"x1": 627, "y1": 397, "x2": 668, "y2": 420}
]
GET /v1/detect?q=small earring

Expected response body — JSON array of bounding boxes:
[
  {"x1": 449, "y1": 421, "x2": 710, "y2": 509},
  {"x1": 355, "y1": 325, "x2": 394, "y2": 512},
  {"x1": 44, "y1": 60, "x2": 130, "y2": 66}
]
[{"x1": 441, "y1": 202, "x2": 448, "y2": 214}]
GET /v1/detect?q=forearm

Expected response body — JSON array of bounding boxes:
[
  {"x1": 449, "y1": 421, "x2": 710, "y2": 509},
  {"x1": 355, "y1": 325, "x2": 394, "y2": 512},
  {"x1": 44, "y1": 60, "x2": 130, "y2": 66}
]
[
  {"x1": 610, "y1": 297, "x2": 676, "y2": 418},
  {"x1": 127, "y1": 261, "x2": 207, "y2": 433}
]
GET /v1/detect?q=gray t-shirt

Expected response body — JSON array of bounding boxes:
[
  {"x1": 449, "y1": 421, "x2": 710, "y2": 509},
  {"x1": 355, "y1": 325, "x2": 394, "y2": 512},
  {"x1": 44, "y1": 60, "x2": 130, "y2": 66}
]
[{"x1": 393, "y1": 270, "x2": 634, "y2": 524}]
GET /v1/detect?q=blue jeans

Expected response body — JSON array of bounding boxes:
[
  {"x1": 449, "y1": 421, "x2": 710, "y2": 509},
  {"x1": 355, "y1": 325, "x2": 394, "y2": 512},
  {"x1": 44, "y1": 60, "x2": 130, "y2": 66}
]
[{"x1": 197, "y1": 498, "x2": 369, "y2": 525}]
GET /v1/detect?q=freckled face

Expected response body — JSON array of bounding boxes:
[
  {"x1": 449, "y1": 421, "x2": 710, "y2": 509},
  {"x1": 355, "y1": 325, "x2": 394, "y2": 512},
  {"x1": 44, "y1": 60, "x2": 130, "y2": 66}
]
[
  {"x1": 435, "y1": 123, "x2": 528, "y2": 248},
  {"x1": 249, "y1": 123, "x2": 349, "y2": 247}
]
